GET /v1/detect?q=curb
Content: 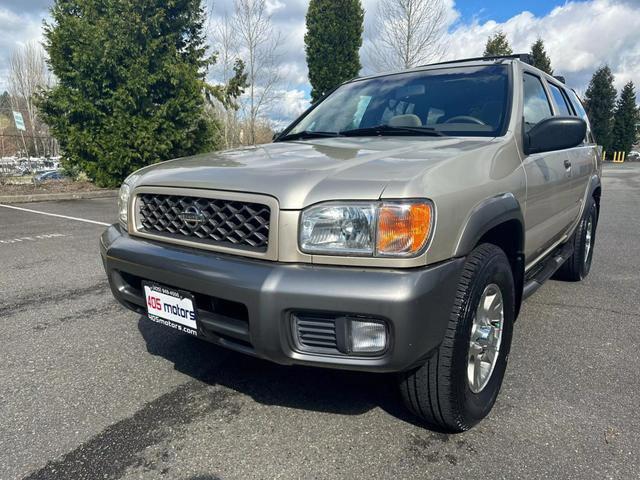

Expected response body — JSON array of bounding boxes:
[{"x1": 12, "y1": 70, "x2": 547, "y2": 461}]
[{"x1": 0, "y1": 190, "x2": 118, "y2": 204}]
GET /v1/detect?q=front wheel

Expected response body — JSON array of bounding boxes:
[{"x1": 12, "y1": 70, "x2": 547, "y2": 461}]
[{"x1": 399, "y1": 244, "x2": 515, "y2": 432}]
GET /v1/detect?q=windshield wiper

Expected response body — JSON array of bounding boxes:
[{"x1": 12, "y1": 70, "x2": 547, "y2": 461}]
[
  {"x1": 340, "y1": 124, "x2": 445, "y2": 137},
  {"x1": 277, "y1": 130, "x2": 341, "y2": 141}
]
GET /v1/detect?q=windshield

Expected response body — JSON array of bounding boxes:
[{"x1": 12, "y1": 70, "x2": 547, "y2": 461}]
[{"x1": 284, "y1": 65, "x2": 510, "y2": 139}]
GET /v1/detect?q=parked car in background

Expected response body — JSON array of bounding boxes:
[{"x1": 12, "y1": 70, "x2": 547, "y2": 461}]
[
  {"x1": 628, "y1": 150, "x2": 640, "y2": 161},
  {"x1": 32, "y1": 170, "x2": 67, "y2": 184}
]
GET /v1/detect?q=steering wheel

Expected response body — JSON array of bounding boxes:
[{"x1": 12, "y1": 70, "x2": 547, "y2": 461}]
[{"x1": 444, "y1": 115, "x2": 487, "y2": 126}]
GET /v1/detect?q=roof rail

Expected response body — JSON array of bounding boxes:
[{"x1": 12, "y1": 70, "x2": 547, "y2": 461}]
[
  {"x1": 420, "y1": 53, "x2": 534, "y2": 68},
  {"x1": 553, "y1": 75, "x2": 566, "y2": 84}
]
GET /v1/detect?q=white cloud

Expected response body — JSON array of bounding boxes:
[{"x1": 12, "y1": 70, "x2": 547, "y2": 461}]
[
  {"x1": 278, "y1": 60, "x2": 308, "y2": 88},
  {"x1": 273, "y1": 88, "x2": 309, "y2": 120},
  {"x1": 0, "y1": 7, "x2": 44, "y2": 91},
  {"x1": 442, "y1": 0, "x2": 640, "y2": 92},
  {"x1": 265, "y1": 0, "x2": 285, "y2": 15}
]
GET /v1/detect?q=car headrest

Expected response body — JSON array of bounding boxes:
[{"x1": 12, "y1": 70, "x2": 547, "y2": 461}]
[{"x1": 388, "y1": 114, "x2": 422, "y2": 128}]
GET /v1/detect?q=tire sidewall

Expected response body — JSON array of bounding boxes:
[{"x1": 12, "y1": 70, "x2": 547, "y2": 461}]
[
  {"x1": 453, "y1": 249, "x2": 515, "y2": 425},
  {"x1": 577, "y1": 200, "x2": 598, "y2": 279}
]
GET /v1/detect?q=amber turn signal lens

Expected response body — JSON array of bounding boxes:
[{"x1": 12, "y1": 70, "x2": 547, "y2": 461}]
[{"x1": 376, "y1": 202, "x2": 433, "y2": 256}]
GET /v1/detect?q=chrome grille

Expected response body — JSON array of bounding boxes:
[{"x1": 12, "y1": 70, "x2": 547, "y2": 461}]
[{"x1": 137, "y1": 193, "x2": 271, "y2": 252}]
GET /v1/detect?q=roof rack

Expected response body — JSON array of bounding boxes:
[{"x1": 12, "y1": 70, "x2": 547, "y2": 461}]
[{"x1": 420, "y1": 54, "x2": 534, "y2": 68}]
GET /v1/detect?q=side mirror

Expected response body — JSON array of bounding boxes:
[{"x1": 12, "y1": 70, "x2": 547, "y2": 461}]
[{"x1": 524, "y1": 117, "x2": 587, "y2": 155}]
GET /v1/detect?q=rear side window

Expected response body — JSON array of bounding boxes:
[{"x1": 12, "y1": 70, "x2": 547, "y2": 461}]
[
  {"x1": 548, "y1": 83, "x2": 574, "y2": 116},
  {"x1": 523, "y1": 73, "x2": 552, "y2": 131},
  {"x1": 566, "y1": 89, "x2": 594, "y2": 144},
  {"x1": 567, "y1": 90, "x2": 589, "y2": 122}
]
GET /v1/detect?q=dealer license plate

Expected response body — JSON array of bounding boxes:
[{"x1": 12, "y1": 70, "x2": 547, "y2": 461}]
[{"x1": 143, "y1": 282, "x2": 198, "y2": 336}]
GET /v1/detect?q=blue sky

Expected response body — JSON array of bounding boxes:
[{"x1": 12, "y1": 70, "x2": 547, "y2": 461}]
[{"x1": 455, "y1": 0, "x2": 563, "y2": 23}]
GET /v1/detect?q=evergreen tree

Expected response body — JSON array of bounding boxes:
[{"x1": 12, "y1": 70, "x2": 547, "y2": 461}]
[
  {"x1": 483, "y1": 31, "x2": 513, "y2": 57},
  {"x1": 0, "y1": 92, "x2": 11, "y2": 127},
  {"x1": 584, "y1": 66, "x2": 617, "y2": 149},
  {"x1": 305, "y1": 0, "x2": 364, "y2": 102},
  {"x1": 530, "y1": 39, "x2": 553, "y2": 75},
  {"x1": 39, "y1": 0, "x2": 217, "y2": 187},
  {"x1": 611, "y1": 81, "x2": 639, "y2": 155},
  {"x1": 0, "y1": 91, "x2": 10, "y2": 111},
  {"x1": 0, "y1": 92, "x2": 11, "y2": 140}
]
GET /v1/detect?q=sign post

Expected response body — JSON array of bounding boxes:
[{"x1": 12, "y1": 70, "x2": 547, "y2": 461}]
[
  {"x1": 12, "y1": 111, "x2": 26, "y2": 131},
  {"x1": 12, "y1": 111, "x2": 30, "y2": 169}
]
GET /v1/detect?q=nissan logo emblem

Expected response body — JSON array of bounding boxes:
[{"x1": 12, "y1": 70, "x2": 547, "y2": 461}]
[{"x1": 178, "y1": 206, "x2": 205, "y2": 229}]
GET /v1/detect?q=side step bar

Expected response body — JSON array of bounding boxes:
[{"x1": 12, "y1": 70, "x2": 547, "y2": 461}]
[{"x1": 523, "y1": 242, "x2": 574, "y2": 299}]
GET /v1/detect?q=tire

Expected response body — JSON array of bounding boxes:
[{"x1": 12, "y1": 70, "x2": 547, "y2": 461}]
[
  {"x1": 399, "y1": 244, "x2": 515, "y2": 432},
  {"x1": 554, "y1": 197, "x2": 598, "y2": 282}
]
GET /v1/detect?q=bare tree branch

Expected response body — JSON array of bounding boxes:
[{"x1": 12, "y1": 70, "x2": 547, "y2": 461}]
[
  {"x1": 365, "y1": 0, "x2": 447, "y2": 73},
  {"x1": 210, "y1": 10, "x2": 241, "y2": 148},
  {"x1": 7, "y1": 41, "x2": 54, "y2": 157},
  {"x1": 232, "y1": 0, "x2": 284, "y2": 145}
]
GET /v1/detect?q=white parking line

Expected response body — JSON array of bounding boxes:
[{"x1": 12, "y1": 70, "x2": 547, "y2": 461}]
[
  {"x1": 0, "y1": 233, "x2": 69, "y2": 245},
  {"x1": 0, "y1": 203, "x2": 111, "y2": 226}
]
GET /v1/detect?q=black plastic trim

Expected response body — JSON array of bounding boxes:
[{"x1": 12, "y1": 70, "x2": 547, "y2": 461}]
[
  {"x1": 523, "y1": 241, "x2": 574, "y2": 299},
  {"x1": 454, "y1": 193, "x2": 524, "y2": 257}
]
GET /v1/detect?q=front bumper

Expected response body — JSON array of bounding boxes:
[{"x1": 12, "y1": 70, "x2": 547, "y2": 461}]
[{"x1": 101, "y1": 224, "x2": 465, "y2": 372}]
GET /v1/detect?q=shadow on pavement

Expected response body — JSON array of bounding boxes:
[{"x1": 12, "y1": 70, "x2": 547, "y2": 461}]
[{"x1": 137, "y1": 316, "x2": 425, "y2": 428}]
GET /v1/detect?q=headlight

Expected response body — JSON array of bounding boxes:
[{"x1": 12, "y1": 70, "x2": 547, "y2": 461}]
[
  {"x1": 300, "y1": 203, "x2": 376, "y2": 255},
  {"x1": 300, "y1": 200, "x2": 434, "y2": 257},
  {"x1": 118, "y1": 182, "x2": 131, "y2": 229},
  {"x1": 117, "y1": 174, "x2": 140, "y2": 230}
]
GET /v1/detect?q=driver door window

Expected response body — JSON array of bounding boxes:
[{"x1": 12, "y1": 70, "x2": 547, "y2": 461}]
[{"x1": 523, "y1": 73, "x2": 552, "y2": 132}]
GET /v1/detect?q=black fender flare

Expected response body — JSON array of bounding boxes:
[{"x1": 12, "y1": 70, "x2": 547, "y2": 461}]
[
  {"x1": 587, "y1": 174, "x2": 602, "y2": 210},
  {"x1": 588, "y1": 174, "x2": 601, "y2": 194},
  {"x1": 454, "y1": 193, "x2": 526, "y2": 316},
  {"x1": 454, "y1": 193, "x2": 525, "y2": 257}
]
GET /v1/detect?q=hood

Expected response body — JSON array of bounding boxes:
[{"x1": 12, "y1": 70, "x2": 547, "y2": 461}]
[{"x1": 133, "y1": 136, "x2": 496, "y2": 209}]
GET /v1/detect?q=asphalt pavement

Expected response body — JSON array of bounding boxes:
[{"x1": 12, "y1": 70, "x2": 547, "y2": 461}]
[{"x1": 1, "y1": 164, "x2": 639, "y2": 480}]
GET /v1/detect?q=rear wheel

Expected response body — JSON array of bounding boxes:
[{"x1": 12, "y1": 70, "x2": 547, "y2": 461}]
[
  {"x1": 399, "y1": 244, "x2": 515, "y2": 432},
  {"x1": 554, "y1": 197, "x2": 598, "y2": 282}
]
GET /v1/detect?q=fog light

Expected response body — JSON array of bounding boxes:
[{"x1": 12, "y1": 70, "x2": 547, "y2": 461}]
[{"x1": 348, "y1": 319, "x2": 387, "y2": 354}]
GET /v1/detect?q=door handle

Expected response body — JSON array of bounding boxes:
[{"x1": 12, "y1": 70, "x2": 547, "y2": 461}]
[{"x1": 564, "y1": 159, "x2": 572, "y2": 169}]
